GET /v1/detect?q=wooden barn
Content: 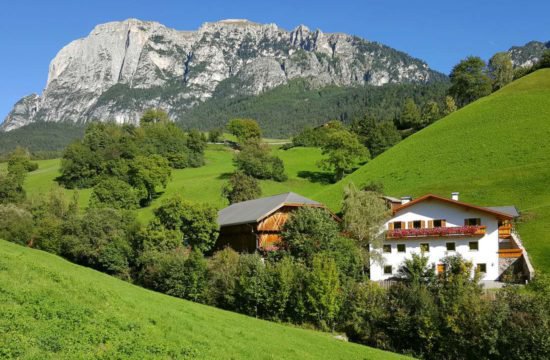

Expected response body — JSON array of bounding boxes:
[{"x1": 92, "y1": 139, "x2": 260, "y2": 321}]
[{"x1": 216, "y1": 192, "x2": 330, "y2": 252}]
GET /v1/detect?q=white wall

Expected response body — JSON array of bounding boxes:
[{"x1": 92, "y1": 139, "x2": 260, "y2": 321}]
[{"x1": 370, "y1": 199, "x2": 500, "y2": 281}]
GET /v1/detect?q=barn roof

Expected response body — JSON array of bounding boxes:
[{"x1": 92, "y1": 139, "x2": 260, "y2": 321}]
[{"x1": 218, "y1": 192, "x2": 321, "y2": 227}]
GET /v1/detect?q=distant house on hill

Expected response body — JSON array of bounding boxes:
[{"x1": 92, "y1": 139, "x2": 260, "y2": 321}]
[
  {"x1": 216, "y1": 192, "x2": 331, "y2": 252},
  {"x1": 372, "y1": 192, "x2": 534, "y2": 283}
]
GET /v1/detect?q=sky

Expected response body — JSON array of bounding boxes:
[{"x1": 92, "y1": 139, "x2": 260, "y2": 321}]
[{"x1": 0, "y1": 0, "x2": 548, "y2": 121}]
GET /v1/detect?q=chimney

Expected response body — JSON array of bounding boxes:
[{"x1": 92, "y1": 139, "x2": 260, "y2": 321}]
[
  {"x1": 451, "y1": 192, "x2": 459, "y2": 201},
  {"x1": 401, "y1": 196, "x2": 412, "y2": 205}
]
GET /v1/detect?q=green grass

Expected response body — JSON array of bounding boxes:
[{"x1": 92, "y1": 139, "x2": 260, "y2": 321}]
[
  {"x1": 0, "y1": 239, "x2": 408, "y2": 360},
  {"x1": 316, "y1": 69, "x2": 550, "y2": 272},
  {"x1": 1, "y1": 145, "x2": 328, "y2": 222}
]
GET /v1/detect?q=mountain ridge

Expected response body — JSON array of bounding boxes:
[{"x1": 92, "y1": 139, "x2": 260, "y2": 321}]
[{"x1": 1, "y1": 18, "x2": 445, "y2": 131}]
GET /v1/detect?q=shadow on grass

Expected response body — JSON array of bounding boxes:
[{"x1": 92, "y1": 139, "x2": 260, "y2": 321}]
[
  {"x1": 297, "y1": 170, "x2": 334, "y2": 184},
  {"x1": 217, "y1": 172, "x2": 234, "y2": 180}
]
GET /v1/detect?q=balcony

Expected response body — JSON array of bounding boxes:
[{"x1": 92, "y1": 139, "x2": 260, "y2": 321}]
[
  {"x1": 498, "y1": 224, "x2": 512, "y2": 238},
  {"x1": 386, "y1": 225, "x2": 486, "y2": 239}
]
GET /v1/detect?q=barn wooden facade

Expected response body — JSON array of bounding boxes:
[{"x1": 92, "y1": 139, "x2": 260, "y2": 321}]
[{"x1": 216, "y1": 193, "x2": 330, "y2": 252}]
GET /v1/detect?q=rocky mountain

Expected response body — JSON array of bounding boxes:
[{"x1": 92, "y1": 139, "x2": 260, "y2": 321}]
[
  {"x1": 1, "y1": 18, "x2": 446, "y2": 132},
  {"x1": 508, "y1": 40, "x2": 549, "y2": 68}
]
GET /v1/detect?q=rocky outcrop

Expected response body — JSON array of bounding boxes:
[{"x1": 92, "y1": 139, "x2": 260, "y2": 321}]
[
  {"x1": 1, "y1": 18, "x2": 445, "y2": 131},
  {"x1": 508, "y1": 40, "x2": 550, "y2": 68}
]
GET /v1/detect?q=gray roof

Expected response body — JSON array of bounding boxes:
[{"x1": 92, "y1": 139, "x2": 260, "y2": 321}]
[
  {"x1": 382, "y1": 195, "x2": 401, "y2": 203},
  {"x1": 485, "y1": 206, "x2": 520, "y2": 218},
  {"x1": 218, "y1": 192, "x2": 321, "y2": 227}
]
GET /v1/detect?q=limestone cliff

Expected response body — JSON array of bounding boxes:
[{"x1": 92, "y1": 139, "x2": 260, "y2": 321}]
[{"x1": 1, "y1": 18, "x2": 445, "y2": 131}]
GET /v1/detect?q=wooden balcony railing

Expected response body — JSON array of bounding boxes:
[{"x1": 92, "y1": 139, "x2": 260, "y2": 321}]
[
  {"x1": 498, "y1": 224, "x2": 512, "y2": 238},
  {"x1": 386, "y1": 225, "x2": 486, "y2": 239},
  {"x1": 498, "y1": 248, "x2": 523, "y2": 258}
]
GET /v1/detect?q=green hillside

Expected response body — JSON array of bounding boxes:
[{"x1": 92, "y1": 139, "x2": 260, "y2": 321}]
[
  {"x1": 0, "y1": 240, "x2": 406, "y2": 360},
  {"x1": 2, "y1": 145, "x2": 328, "y2": 222},
  {"x1": 317, "y1": 69, "x2": 550, "y2": 271}
]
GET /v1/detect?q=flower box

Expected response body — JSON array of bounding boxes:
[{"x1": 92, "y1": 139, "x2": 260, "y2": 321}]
[{"x1": 386, "y1": 225, "x2": 486, "y2": 239}]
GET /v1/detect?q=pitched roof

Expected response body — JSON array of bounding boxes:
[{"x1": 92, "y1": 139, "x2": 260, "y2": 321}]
[
  {"x1": 485, "y1": 206, "x2": 520, "y2": 218},
  {"x1": 392, "y1": 194, "x2": 514, "y2": 220},
  {"x1": 218, "y1": 192, "x2": 321, "y2": 227}
]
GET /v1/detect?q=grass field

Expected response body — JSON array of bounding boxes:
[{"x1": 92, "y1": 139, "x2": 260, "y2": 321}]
[
  {"x1": 0, "y1": 144, "x2": 328, "y2": 222},
  {"x1": 317, "y1": 69, "x2": 550, "y2": 272},
  {"x1": 0, "y1": 239, "x2": 408, "y2": 360}
]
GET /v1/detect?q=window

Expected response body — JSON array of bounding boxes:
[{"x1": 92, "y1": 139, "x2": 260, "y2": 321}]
[
  {"x1": 393, "y1": 221, "x2": 402, "y2": 229},
  {"x1": 413, "y1": 220, "x2": 422, "y2": 229},
  {"x1": 446, "y1": 242, "x2": 456, "y2": 251},
  {"x1": 433, "y1": 219, "x2": 445, "y2": 228},
  {"x1": 397, "y1": 244, "x2": 406, "y2": 253},
  {"x1": 469, "y1": 241, "x2": 479, "y2": 251},
  {"x1": 477, "y1": 263, "x2": 487, "y2": 273},
  {"x1": 465, "y1": 218, "x2": 481, "y2": 226},
  {"x1": 383, "y1": 244, "x2": 392, "y2": 253},
  {"x1": 384, "y1": 265, "x2": 393, "y2": 274},
  {"x1": 420, "y1": 243, "x2": 430, "y2": 252}
]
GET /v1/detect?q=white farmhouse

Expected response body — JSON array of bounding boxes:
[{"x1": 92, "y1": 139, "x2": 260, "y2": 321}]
[{"x1": 371, "y1": 193, "x2": 533, "y2": 284}]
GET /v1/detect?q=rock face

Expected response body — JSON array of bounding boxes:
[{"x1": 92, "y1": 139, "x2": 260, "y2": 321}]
[
  {"x1": 508, "y1": 40, "x2": 550, "y2": 68},
  {"x1": 1, "y1": 18, "x2": 445, "y2": 131}
]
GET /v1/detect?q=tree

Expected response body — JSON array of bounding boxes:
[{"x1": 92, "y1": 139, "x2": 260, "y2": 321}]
[
  {"x1": 89, "y1": 177, "x2": 140, "y2": 210},
  {"x1": 448, "y1": 56, "x2": 492, "y2": 107},
  {"x1": 420, "y1": 100, "x2": 441, "y2": 127},
  {"x1": 319, "y1": 129, "x2": 369, "y2": 182},
  {"x1": 186, "y1": 129, "x2": 206, "y2": 167},
  {"x1": 306, "y1": 254, "x2": 341, "y2": 330},
  {"x1": 342, "y1": 183, "x2": 389, "y2": 271},
  {"x1": 443, "y1": 95, "x2": 457, "y2": 115},
  {"x1": 60, "y1": 208, "x2": 136, "y2": 279},
  {"x1": 281, "y1": 207, "x2": 341, "y2": 264},
  {"x1": 234, "y1": 140, "x2": 287, "y2": 182},
  {"x1": 0, "y1": 171, "x2": 26, "y2": 205},
  {"x1": 208, "y1": 128, "x2": 224, "y2": 143},
  {"x1": 222, "y1": 171, "x2": 262, "y2": 204},
  {"x1": 235, "y1": 253, "x2": 268, "y2": 317},
  {"x1": 153, "y1": 196, "x2": 219, "y2": 253},
  {"x1": 365, "y1": 120, "x2": 401, "y2": 157},
  {"x1": 128, "y1": 155, "x2": 171, "y2": 206},
  {"x1": 0, "y1": 204, "x2": 34, "y2": 245},
  {"x1": 140, "y1": 108, "x2": 170, "y2": 125},
  {"x1": 488, "y1": 52, "x2": 514, "y2": 91},
  {"x1": 7, "y1": 147, "x2": 38, "y2": 174},
  {"x1": 397, "y1": 253, "x2": 436, "y2": 286},
  {"x1": 206, "y1": 247, "x2": 240, "y2": 309},
  {"x1": 539, "y1": 49, "x2": 550, "y2": 69},
  {"x1": 227, "y1": 118, "x2": 262, "y2": 142},
  {"x1": 398, "y1": 99, "x2": 421, "y2": 128}
]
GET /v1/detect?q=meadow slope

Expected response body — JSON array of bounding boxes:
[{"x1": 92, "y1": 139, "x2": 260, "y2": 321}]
[
  {"x1": 0, "y1": 240, "x2": 408, "y2": 360},
  {"x1": 316, "y1": 69, "x2": 550, "y2": 271}
]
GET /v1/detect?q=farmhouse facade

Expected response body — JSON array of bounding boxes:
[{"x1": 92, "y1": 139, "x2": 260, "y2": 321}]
[
  {"x1": 371, "y1": 193, "x2": 534, "y2": 283},
  {"x1": 216, "y1": 192, "x2": 328, "y2": 252}
]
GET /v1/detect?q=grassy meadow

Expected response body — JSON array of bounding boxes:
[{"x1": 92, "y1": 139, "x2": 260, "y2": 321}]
[
  {"x1": 318, "y1": 69, "x2": 550, "y2": 272},
  {"x1": 0, "y1": 144, "x2": 329, "y2": 222},
  {"x1": 0, "y1": 239, "x2": 409, "y2": 360}
]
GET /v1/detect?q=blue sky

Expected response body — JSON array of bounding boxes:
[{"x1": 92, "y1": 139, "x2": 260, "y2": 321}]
[{"x1": 1, "y1": 0, "x2": 548, "y2": 121}]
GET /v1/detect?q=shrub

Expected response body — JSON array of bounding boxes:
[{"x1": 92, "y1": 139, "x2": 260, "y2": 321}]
[
  {"x1": 0, "y1": 204, "x2": 34, "y2": 245},
  {"x1": 89, "y1": 177, "x2": 140, "y2": 210}
]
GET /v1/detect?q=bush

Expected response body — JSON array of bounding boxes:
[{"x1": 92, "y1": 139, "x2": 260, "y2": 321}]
[
  {"x1": 153, "y1": 196, "x2": 219, "y2": 253},
  {"x1": 234, "y1": 140, "x2": 287, "y2": 181},
  {"x1": 89, "y1": 177, "x2": 140, "y2": 210},
  {"x1": 206, "y1": 247, "x2": 240, "y2": 310},
  {"x1": 0, "y1": 204, "x2": 34, "y2": 245},
  {"x1": 222, "y1": 171, "x2": 262, "y2": 204}
]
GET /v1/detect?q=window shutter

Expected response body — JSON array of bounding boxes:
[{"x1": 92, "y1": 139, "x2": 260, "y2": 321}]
[
  {"x1": 442, "y1": 219, "x2": 446, "y2": 227},
  {"x1": 464, "y1": 219, "x2": 468, "y2": 226},
  {"x1": 407, "y1": 221, "x2": 413, "y2": 229},
  {"x1": 428, "y1": 220, "x2": 434, "y2": 228},
  {"x1": 388, "y1": 222, "x2": 394, "y2": 230},
  {"x1": 477, "y1": 218, "x2": 481, "y2": 226}
]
